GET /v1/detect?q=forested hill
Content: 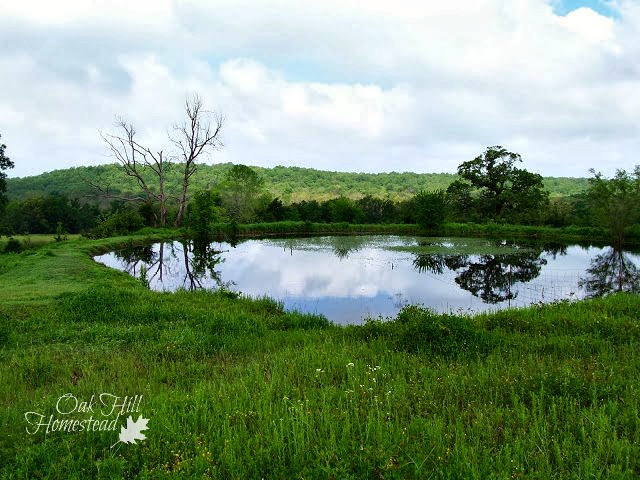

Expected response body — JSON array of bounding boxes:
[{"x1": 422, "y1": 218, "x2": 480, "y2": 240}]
[{"x1": 6, "y1": 163, "x2": 590, "y2": 204}]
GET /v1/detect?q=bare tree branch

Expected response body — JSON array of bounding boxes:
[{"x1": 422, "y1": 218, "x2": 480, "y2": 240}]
[
  {"x1": 171, "y1": 94, "x2": 224, "y2": 227},
  {"x1": 95, "y1": 119, "x2": 172, "y2": 225},
  {"x1": 88, "y1": 93, "x2": 223, "y2": 228}
]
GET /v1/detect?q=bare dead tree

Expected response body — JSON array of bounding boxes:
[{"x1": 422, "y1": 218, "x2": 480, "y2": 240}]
[
  {"x1": 98, "y1": 119, "x2": 171, "y2": 225},
  {"x1": 170, "y1": 94, "x2": 224, "y2": 227},
  {"x1": 91, "y1": 94, "x2": 222, "y2": 227}
]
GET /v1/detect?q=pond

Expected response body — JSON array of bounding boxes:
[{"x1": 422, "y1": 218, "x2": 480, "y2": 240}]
[{"x1": 94, "y1": 235, "x2": 640, "y2": 325}]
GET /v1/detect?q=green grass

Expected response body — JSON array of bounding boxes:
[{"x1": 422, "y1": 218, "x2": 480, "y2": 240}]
[
  {"x1": 1, "y1": 232, "x2": 640, "y2": 478},
  {"x1": 0, "y1": 234, "x2": 82, "y2": 251}
]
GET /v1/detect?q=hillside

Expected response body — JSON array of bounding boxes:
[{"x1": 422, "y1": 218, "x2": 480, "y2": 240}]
[{"x1": 6, "y1": 163, "x2": 590, "y2": 204}]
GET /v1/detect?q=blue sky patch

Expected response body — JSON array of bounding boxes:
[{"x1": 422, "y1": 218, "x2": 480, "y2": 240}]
[{"x1": 552, "y1": 0, "x2": 619, "y2": 18}]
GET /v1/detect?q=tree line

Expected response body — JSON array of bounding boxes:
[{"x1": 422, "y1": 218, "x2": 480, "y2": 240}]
[
  {"x1": 5, "y1": 160, "x2": 590, "y2": 205},
  {"x1": 1, "y1": 147, "x2": 639, "y2": 247},
  {"x1": 2, "y1": 104, "x2": 638, "y2": 247}
]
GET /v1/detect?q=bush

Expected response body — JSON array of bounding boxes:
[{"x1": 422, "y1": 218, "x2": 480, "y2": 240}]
[
  {"x1": 356, "y1": 305, "x2": 493, "y2": 358},
  {"x1": 3, "y1": 237, "x2": 23, "y2": 254},
  {"x1": 415, "y1": 189, "x2": 447, "y2": 230},
  {"x1": 90, "y1": 210, "x2": 145, "y2": 238},
  {"x1": 395, "y1": 305, "x2": 486, "y2": 357}
]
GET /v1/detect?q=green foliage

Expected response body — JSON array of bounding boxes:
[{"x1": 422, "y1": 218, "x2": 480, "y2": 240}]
[
  {"x1": 3, "y1": 237, "x2": 23, "y2": 254},
  {"x1": 544, "y1": 196, "x2": 575, "y2": 228},
  {"x1": 138, "y1": 264, "x2": 150, "y2": 289},
  {"x1": 414, "y1": 189, "x2": 447, "y2": 230},
  {"x1": 2, "y1": 233, "x2": 640, "y2": 477},
  {"x1": 5, "y1": 163, "x2": 591, "y2": 206},
  {"x1": 260, "y1": 197, "x2": 287, "y2": 222},
  {"x1": 324, "y1": 196, "x2": 365, "y2": 223},
  {"x1": 359, "y1": 305, "x2": 492, "y2": 358},
  {"x1": 0, "y1": 133, "x2": 15, "y2": 219},
  {"x1": 444, "y1": 179, "x2": 476, "y2": 222},
  {"x1": 220, "y1": 164, "x2": 267, "y2": 223},
  {"x1": 586, "y1": 166, "x2": 640, "y2": 245},
  {"x1": 355, "y1": 195, "x2": 397, "y2": 223},
  {"x1": 189, "y1": 189, "x2": 222, "y2": 239},
  {"x1": 90, "y1": 210, "x2": 145, "y2": 238},
  {"x1": 447, "y1": 146, "x2": 549, "y2": 224},
  {"x1": 1, "y1": 194, "x2": 99, "y2": 234},
  {"x1": 53, "y1": 221, "x2": 67, "y2": 242},
  {"x1": 137, "y1": 200, "x2": 160, "y2": 226}
]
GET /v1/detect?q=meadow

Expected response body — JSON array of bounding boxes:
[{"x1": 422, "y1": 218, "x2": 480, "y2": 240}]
[{"x1": 1, "y1": 232, "x2": 639, "y2": 478}]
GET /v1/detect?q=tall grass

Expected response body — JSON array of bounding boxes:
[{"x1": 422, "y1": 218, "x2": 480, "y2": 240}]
[{"x1": 1, "y1": 234, "x2": 639, "y2": 478}]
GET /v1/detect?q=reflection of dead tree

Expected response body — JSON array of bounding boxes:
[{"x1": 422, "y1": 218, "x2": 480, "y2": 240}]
[
  {"x1": 182, "y1": 241, "x2": 204, "y2": 290},
  {"x1": 117, "y1": 244, "x2": 168, "y2": 285},
  {"x1": 146, "y1": 243, "x2": 166, "y2": 284},
  {"x1": 171, "y1": 95, "x2": 224, "y2": 227},
  {"x1": 116, "y1": 240, "x2": 231, "y2": 291},
  {"x1": 179, "y1": 240, "x2": 228, "y2": 291}
]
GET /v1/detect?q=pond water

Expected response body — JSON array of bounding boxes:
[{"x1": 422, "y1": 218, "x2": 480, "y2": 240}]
[{"x1": 94, "y1": 235, "x2": 640, "y2": 325}]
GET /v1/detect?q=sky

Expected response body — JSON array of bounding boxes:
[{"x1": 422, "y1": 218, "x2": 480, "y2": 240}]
[{"x1": 1, "y1": 0, "x2": 639, "y2": 179}]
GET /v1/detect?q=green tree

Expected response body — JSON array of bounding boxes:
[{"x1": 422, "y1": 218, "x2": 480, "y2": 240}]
[
  {"x1": 260, "y1": 197, "x2": 287, "y2": 222},
  {"x1": 356, "y1": 195, "x2": 396, "y2": 224},
  {"x1": 324, "y1": 197, "x2": 365, "y2": 223},
  {"x1": 447, "y1": 146, "x2": 548, "y2": 224},
  {"x1": 220, "y1": 164, "x2": 265, "y2": 223},
  {"x1": 414, "y1": 189, "x2": 447, "y2": 230},
  {"x1": 189, "y1": 189, "x2": 222, "y2": 239},
  {"x1": 544, "y1": 197, "x2": 574, "y2": 228},
  {"x1": 586, "y1": 166, "x2": 640, "y2": 245},
  {"x1": 445, "y1": 179, "x2": 476, "y2": 223},
  {"x1": 0, "y1": 134, "x2": 15, "y2": 220}
]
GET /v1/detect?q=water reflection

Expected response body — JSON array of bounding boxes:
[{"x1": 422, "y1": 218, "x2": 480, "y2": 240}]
[
  {"x1": 114, "y1": 245, "x2": 162, "y2": 281},
  {"x1": 95, "y1": 236, "x2": 640, "y2": 324},
  {"x1": 182, "y1": 240, "x2": 228, "y2": 290},
  {"x1": 114, "y1": 241, "x2": 230, "y2": 291},
  {"x1": 275, "y1": 235, "x2": 372, "y2": 259},
  {"x1": 413, "y1": 248, "x2": 548, "y2": 304},
  {"x1": 579, "y1": 247, "x2": 640, "y2": 297}
]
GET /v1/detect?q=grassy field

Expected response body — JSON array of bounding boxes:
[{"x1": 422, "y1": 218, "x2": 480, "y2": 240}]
[
  {"x1": 0, "y1": 234, "x2": 82, "y2": 251},
  {"x1": 1, "y1": 232, "x2": 639, "y2": 478}
]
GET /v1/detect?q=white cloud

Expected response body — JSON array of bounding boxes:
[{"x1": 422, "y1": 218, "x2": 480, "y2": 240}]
[
  {"x1": 555, "y1": 7, "x2": 615, "y2": 43},
  {"x1": 2, "y1": 0, "x2": 174, "y2": 27},
  {"x1": 1, "y1": 0, "x2": 639, "y2": 178}
]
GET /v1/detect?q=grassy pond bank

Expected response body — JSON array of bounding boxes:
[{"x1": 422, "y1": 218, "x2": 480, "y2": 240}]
[{"x1": 1, "y1": 225, "x2": 639, "y2": 478}]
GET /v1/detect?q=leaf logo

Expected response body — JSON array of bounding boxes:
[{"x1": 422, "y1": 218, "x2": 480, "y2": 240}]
[{"x1": 111, "y1": 415, "x2": 149, "y2": 448}]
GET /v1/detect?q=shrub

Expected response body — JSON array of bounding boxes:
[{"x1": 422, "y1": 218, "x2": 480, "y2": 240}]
[
  {"x1": 355, "y1": 305, "x2": 493, "y2": 358},
  {"x1": 90, "y1": 210, "x2": 145, "y2": 238},
  {"x1": 3, "y1": 237, "x2": 23, "y2": 254},
  {"x1": 394, "y1": 306, "x2": 486, "y2": 357}
]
